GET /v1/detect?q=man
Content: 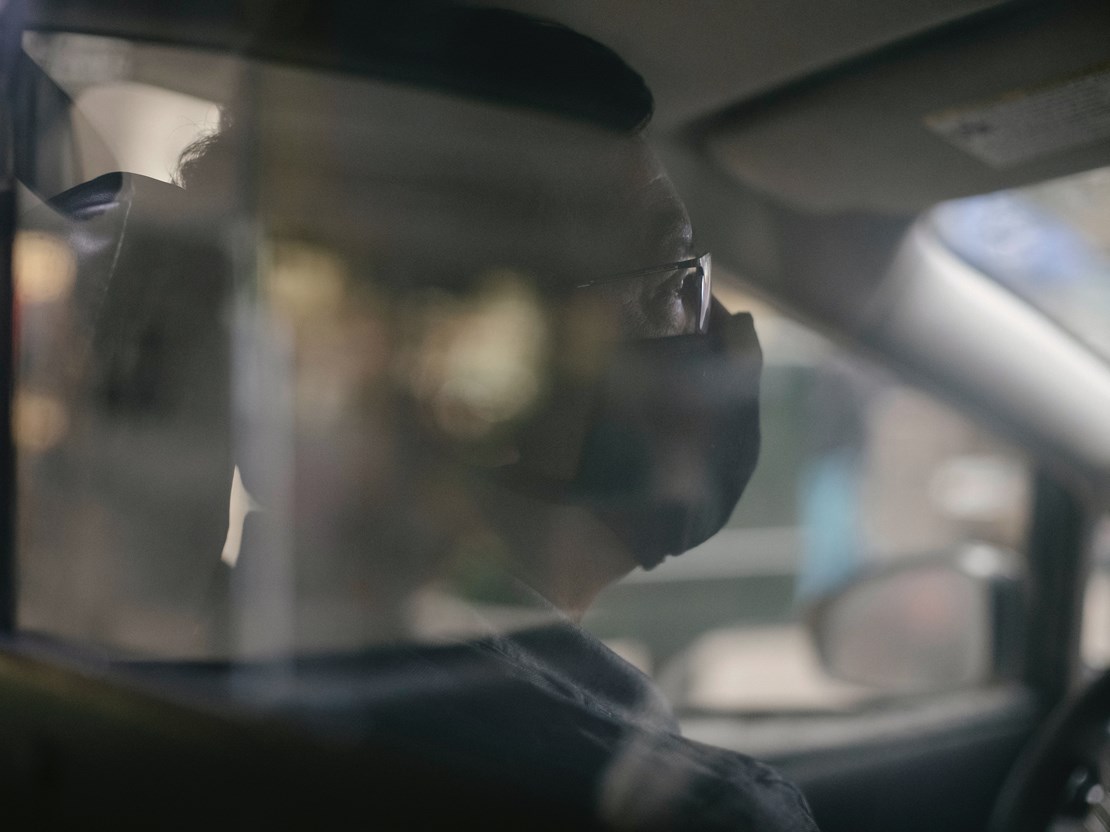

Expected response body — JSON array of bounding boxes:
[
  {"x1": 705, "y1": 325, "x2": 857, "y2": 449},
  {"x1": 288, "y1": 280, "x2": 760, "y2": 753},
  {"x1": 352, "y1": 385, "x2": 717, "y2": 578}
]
[{"x1": 107, "y1": 4, "x2": 813, "y2": 827}]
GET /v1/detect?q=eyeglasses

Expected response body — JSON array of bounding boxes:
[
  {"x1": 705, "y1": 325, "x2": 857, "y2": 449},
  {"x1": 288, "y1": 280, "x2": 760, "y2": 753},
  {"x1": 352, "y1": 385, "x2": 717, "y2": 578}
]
[{"x1": 574, "y1": 253, "x2": 711, "y2": 336}]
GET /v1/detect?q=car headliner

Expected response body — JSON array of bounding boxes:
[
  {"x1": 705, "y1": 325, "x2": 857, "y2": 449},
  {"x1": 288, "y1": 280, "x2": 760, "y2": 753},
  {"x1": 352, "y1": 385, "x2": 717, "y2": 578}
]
[{"x1": 25, "y1": 0, "x2": 1110, "y2": 213}]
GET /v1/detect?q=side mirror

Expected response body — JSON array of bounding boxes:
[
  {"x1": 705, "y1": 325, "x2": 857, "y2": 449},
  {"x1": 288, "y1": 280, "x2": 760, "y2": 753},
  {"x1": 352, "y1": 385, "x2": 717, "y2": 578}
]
[{"x1": 807, "y1": 544, "x2": 1024, "y2": 695}]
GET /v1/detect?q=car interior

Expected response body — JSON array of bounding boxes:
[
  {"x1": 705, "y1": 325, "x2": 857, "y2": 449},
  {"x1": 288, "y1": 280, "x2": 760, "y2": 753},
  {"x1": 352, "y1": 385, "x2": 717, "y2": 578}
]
[{"x1": 3, "y1": 1, "x2": 1110, "y2": 830}]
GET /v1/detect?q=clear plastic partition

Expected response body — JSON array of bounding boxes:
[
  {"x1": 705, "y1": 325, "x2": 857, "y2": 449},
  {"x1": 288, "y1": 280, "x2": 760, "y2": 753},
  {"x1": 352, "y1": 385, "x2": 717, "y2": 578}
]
[{"x1": 15, "y1": 33, "x2": 738, "y2": 669}]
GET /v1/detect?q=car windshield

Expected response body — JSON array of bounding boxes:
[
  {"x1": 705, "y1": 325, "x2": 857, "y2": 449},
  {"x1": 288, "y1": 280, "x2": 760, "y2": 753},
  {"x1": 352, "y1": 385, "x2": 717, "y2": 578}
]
[{"x1": 932, "y1": 164, "x2": 1110, "y2": 360}]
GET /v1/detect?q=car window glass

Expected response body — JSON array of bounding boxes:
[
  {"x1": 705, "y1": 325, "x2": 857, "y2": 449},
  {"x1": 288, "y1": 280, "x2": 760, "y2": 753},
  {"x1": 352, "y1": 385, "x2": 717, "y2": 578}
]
[
  {"x1": 15, "y1": 32, "x2": 728, "y2": 663},
  {"x1": 13, "y1": 31, "x2": 1031, "y2": 719},
  {"x1": 932, "y1": 164, "x2": 1110, "y2": 361}
]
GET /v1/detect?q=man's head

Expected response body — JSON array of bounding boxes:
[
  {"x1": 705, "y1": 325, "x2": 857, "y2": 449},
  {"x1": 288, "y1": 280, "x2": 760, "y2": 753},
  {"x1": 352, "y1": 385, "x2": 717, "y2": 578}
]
[{"x1": 176, "y1": 7, "x2": 760, "y2": 625}]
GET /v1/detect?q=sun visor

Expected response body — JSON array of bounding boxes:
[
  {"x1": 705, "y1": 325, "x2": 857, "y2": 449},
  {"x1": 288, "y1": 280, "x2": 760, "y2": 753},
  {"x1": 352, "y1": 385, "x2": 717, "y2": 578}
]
[{"x1": 705, "y1": 0, "x2": 1110, "y2": 213}]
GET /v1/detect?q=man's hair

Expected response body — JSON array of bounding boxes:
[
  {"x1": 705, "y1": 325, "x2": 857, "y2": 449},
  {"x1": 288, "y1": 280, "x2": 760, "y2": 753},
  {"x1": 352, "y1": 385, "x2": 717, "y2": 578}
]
[
  {"x1": 378, "y1": 5, "x2": 655, "y2": 133},
  {"x1": 177, "y1": 5, "x2": 653, "y2": 190}
]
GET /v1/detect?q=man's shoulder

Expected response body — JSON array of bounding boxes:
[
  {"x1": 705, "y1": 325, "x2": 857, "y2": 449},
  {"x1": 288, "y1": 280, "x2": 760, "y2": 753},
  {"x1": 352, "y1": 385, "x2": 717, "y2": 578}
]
[
  {"x1": 501, "y1": 622, "x2": 678, "y2": 732},
  {"x1": 298, "y1": 627, "x2": 819, "y2": 831},
  {"x1": 485, "y1": 625, "x2": 819, "y2": 830},
  {"x1": 601, "y1": 729, "x2": 821, "y2": 831}
]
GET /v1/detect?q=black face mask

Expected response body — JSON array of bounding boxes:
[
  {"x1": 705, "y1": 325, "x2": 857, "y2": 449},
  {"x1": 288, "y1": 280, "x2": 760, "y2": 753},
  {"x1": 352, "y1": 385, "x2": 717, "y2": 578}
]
[{"x1": 504, "y1": 304, "x2": 762, "y2": 569}]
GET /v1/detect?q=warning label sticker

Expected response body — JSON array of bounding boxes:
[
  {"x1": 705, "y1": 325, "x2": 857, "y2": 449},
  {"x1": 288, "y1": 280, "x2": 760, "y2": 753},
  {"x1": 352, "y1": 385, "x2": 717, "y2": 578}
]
[{"x1": 926, "y1": 64, "x2": 1110, "y2": 169}]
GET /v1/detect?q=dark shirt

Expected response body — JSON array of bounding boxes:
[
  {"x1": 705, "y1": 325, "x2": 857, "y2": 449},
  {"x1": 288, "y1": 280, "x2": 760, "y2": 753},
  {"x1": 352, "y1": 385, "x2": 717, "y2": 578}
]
[
  {"x1": 433, "y1": 621, "x2": 821, "y2": 831},
  {"x1": 272, "y1": 620, "x2": 819, "y2": 831},
  {"x1": 125, "y1": 618, "x2": 818, "y2": 830}
]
